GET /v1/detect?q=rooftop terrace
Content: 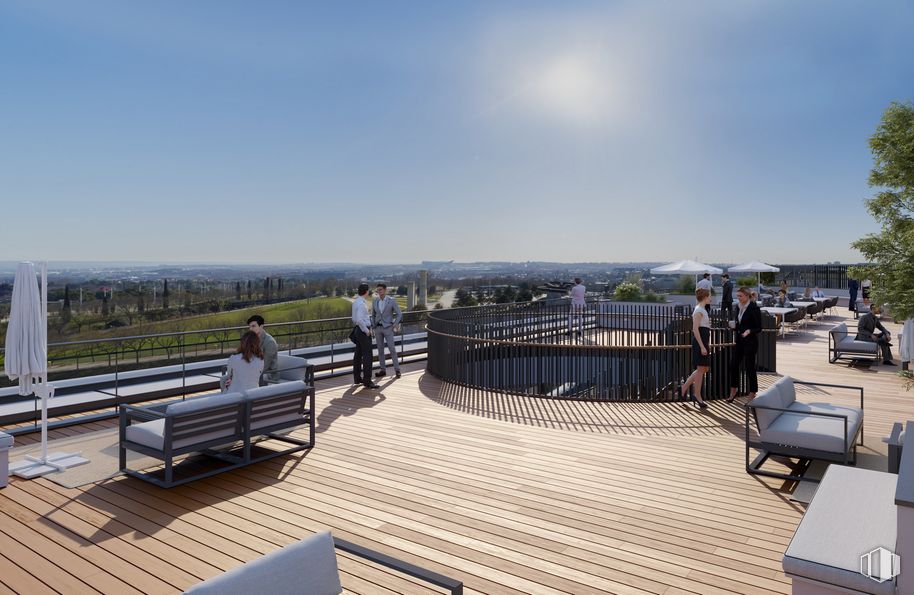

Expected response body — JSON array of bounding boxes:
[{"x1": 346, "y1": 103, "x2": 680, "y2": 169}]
[{"x1": 1, "y1": 310, "x2": 911, "y2": 594}]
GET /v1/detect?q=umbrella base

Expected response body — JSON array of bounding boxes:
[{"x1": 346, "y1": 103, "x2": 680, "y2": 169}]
[{"x1": 9, "y1": 451, "x2": 89, "y2": 479}]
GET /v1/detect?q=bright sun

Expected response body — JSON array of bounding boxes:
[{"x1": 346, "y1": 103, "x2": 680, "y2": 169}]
[{"x1": 532, "y1": 53, "x2": 610, "y2": 125}]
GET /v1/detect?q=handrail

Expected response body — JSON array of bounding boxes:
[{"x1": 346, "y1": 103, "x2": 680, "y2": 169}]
[
  {"x1": 424, "y1": 324, "x2": 728, "y2": 350},
  {"x1": 426, "y1": 298, "x2": 777, "y2": 402}
]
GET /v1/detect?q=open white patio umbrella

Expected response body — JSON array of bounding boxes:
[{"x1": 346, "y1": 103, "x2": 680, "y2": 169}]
[
  {"x1": 5, "y1": 262, "x2": 88, "y2": 479},
  {"x1": 650, "y1": 260, "x2": 724, "y2": 276},
  {"x1": 727, "y1": 261, "x2": 781, "y2": 293},
  {"x1": 650, "y1": 260, "x2": 723, "y2": 291}
]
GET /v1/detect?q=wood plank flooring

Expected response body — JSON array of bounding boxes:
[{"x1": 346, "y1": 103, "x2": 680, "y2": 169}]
[{"x1": 1, "y1": 311, "x2": 912, "y2": 594}]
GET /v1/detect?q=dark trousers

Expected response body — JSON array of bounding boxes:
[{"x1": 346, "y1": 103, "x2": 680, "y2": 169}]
[
  {"x1": 721, "y1": 301, "x2": 732, "y2": 319},
  {"x1": 857, "y1": 333, "x2": 893, "y2": 362},
  {"x1": 352, "y1": 328, "x2": 373, "y2": 386},
  {"x1": 729, "y1": 337, "x2": 758, "y2": 393}
]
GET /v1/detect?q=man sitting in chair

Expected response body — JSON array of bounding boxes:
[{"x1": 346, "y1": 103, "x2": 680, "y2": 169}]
[{"x1": 856, "y1": 305, "x2": 895, "y2": 365}]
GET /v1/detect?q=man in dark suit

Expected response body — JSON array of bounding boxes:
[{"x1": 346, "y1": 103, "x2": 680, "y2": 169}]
[
  {"x1": 727, "y1": 286, "x2": 763, "y2": 402},
  {"x1": 848, "y1": 278, "x2": 859, "y2": 312},
  {"x1": 720, "y1": 274, "x2": 733, "y2": 318},
  {"x1": 351, "y1": 283, "x2": 380, "y2": 389},
  {"x1": 856, "y1": 305, "x2": 895, "y2": 365}
]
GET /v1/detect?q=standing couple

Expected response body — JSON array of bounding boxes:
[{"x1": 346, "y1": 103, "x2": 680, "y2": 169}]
[
  {"x1": 680, "y1": 285, "x2": 762, "y2": 408},
  {"x1": 351, "y1": 283, "x2": 403, "y2": 389}
]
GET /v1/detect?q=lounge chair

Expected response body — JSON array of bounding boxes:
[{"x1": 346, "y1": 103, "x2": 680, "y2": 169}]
[
  {"x1": 828, "y1": 323, "x2": 880, "y2": 364},
  {"x1": 745, "y1": 376, "x2": 864, "y2": 482}
]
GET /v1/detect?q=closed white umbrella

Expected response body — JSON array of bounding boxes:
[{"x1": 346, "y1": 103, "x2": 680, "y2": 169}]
[
  {"x1": 727, "y1": 261, "x2": 781, "y2": 293},
  {"x1": 6, "y1": 261, "x2": 88, "y2": 479},
  {"x1": 4, "y1": 263, "x2": 46, "y2": 396}
]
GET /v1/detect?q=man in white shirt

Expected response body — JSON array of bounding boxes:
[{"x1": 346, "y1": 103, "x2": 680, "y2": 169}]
[
  {"x1": 568, "y1": 278, "x2": 586, "y2": 335},
  {"x1": 351, "y1": 284, "x2": 379, "y2": 389},
  {"x1": 372, "y1": 283, "x2": 403, "y2": 379},
  {"x1": 812, "y1": 287, "x2": 826, "y2": 298}
]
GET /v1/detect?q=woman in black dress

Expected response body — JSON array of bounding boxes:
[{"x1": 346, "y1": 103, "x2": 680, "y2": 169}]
[
  {"x1": 727, "y1": 286, "x2": 763, "y2": 402},
  {"x1": 680, "y1": 287, "x2": 712, "y2": 409}
]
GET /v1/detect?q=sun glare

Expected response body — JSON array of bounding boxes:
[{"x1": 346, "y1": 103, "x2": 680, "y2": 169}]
[{"x1": 532, "y1": 53, "x2": 610, "y2": 125}]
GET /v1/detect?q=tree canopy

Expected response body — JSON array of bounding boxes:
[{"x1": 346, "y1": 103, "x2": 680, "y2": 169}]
[{"x1": 851, "y1": 101, "x2": 914, "y2": 320}]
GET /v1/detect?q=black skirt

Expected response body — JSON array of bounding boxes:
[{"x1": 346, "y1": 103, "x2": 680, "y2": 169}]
[{"x1": 692, "y1": 326, "x2": 711, "y2": 367}]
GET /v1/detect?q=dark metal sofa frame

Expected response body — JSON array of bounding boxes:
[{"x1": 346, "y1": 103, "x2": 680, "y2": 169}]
[
  {"x1": 334, "y1": 537, "x2": 463, "y2": 594},
  {"x1": 119, "y1": 383, "x2": 315, "y2": 488},
  {"x1": 745, "y1": 380, "x2": 864, "y2": 482}
]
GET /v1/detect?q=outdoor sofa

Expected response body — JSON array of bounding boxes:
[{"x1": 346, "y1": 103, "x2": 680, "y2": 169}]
[
  {"x1": 781, "y1": 420, "x2": 914, "y2": 594},
  {"x1": 746, "y1": 376, "x2": 863, "y2": 482},
  {"x1": 828, "y1": 322, "x2": 880, "y2": 364},
  {"x1": 182, "y1": 531, "x2": 463, "y2": 595},
  {"x1": 119, "y1": 379, "x2": 314, "y2": 488}
]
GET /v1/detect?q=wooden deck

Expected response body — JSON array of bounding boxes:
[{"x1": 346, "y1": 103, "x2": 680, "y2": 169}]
[{"x1": 1, "y1": 311, "x2": 912, "y2": 594}]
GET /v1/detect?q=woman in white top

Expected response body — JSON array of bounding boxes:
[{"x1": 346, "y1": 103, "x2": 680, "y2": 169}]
[
  {"x1": 221, "y1": 330, "x2": 264, "y2": 393},
  {"x1": 680, "y1": 287, "x2": 712, "y2": 409}
]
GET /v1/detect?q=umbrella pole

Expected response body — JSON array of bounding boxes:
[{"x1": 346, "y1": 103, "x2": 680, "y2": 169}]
[{"x1": 40, "y1": 261, "x2": 48, "y2": 463}]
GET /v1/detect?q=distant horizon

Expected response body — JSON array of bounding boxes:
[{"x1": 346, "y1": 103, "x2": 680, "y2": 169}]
[
  {"x1": 3, "y1": 1, "x2": 910, "y2": 263},
  {"x1": 0, "y1": 258, "x2": 865, "y2": 270}
]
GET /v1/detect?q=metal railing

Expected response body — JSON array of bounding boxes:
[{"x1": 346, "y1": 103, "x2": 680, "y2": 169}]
[
  {"x1": 426, "y1": 299, "x2": 777, "y2": 401},
  {"x1": 0, "y1": 310, "x2": 431, "y2": 432},
  {"x1": 775, "y1": 264, "x2": 865, "y2": 291},
  {"x1": 0, "y1": 311, "x2": 430, "y2": 388}
]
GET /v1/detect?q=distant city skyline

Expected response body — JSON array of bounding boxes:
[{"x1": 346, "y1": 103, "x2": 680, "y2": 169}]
[{"x1": 3, "y1": 1, "x2": 912, "y2": 264}]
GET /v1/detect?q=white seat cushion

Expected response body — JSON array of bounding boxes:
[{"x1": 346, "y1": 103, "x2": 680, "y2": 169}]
[
  {"x1": 125, "y1": 419, "x2": 168, "y2": 451},
  {"x1": 165, "y1": 392, "x2": 243, "y2": 416},
  {"x1": 783, "y1": 466, "x2": 896, "y2": 595},
  {"x1": 838, "y1": 337, "x2": 879, "y2": 354},
  {"x1": 762, "y1": 409, "x2": 861, "y2": 454},
  {"x1": 770, "y1": 376, "x2": 796, "y2": 407},
  {"x1": 243, "y1": 381, "x2": 307, "y2": 402},
  {"x1": 751, "y1": 386, "x2": 783, "y2": 432},
  {"x1": 183, "y1": 531, "x2": 342, "y2": 595}
]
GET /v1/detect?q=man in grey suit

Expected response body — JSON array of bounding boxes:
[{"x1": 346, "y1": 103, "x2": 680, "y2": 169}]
[
  {"x1": 372, "y1": 283, "x2": 403, "y2": 379},
  {"x1": 247, "y1": 315, "x2": 279, "y2": 383}
]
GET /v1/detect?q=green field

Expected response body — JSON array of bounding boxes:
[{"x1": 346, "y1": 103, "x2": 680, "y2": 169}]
[{"x1": 60, "y1": 297, "x2": 353, "y2": 342}]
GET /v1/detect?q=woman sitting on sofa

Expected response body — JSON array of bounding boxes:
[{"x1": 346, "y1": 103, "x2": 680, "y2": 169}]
[{"x1": 221, "y1": 331, "x2": 264, "y2": 392}]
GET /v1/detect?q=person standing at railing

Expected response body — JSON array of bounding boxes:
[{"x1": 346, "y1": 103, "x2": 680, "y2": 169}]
[
  {"x1": 221, "y1": 331, "x2": 264, "y2": 393},
  {"x1": 720, "y1": 273, "x2": 733, "y2": 318},
  {"x1": 680, "y1": 288, "x2": 712, "y2": 409},
  {"x1": 848, "y1": 277, "x2": 859, "y2": 312},
  {"x1": 351, "y1": 284, "x2": 380, "y2": 389},
  {"x1": 372, "y1": 283, "x2": 403, "y2": 380},
  {"x1": 247, "y1": 315, "x2": 278, "y2": 384},
  {"x1": 567, "y1": 278, "x2": 586, "y2": 336},
  {"x1": 726, "y1": 286, "x2": 762, "y2": 403}
]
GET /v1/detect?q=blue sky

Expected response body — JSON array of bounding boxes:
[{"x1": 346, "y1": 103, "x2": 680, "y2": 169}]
[{"x1": 1, "y1": 1, "x2": 912, "y2": 264}]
